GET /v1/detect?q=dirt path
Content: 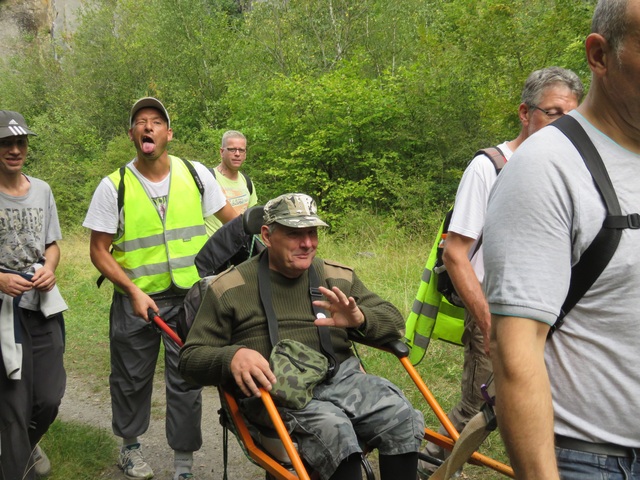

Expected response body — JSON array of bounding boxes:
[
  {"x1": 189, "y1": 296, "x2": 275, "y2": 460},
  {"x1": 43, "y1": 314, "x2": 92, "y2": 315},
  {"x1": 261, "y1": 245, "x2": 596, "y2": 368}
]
[{"x1": 59, "y1": 371, "x2": 265, "y2": 480}]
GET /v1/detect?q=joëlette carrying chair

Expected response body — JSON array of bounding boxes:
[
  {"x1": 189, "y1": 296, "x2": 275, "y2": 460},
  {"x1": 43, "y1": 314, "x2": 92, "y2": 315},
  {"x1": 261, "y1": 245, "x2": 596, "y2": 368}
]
[
  {"x1": 215, "y1": 207, "x2": 513, "y2": 480},
  {"x1": 159, "y1": 206, "x2": 512, "y2": 480}
]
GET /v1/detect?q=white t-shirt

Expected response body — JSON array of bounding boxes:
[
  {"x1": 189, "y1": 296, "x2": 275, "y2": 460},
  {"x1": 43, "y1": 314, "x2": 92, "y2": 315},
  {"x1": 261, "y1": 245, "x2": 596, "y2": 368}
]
[
  {"x1": 448, "y1": 141, "x2": 513, "y2": 283},
  {"x1": 83, "y1": 158, "x2": 226, "y2": 234},
  {"x1": 484, "y1": 112, "x2": 640, "y2": 446}
]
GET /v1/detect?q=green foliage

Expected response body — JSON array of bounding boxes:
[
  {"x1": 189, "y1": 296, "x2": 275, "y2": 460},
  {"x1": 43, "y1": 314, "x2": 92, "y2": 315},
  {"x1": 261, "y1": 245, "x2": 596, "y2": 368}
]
[
  {"x1": 0, "y1": 0, "x2": 595, "y2": 232},
  {"x1": 223, "y1": 67, "x2": 417, "y2": 218}
]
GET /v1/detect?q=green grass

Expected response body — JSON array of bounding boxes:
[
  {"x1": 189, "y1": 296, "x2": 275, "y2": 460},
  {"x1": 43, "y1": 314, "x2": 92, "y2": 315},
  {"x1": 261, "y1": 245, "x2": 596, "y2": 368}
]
[
  {"x1": 40, "y1": 420, "x2": 117, "y2": 479},
  {"x1": 48, "y1": 219, "x2": 509, "y2": 479}
]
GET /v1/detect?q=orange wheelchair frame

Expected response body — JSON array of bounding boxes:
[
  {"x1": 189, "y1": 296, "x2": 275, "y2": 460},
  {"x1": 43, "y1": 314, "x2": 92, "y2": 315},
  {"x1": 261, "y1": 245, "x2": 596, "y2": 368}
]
[
  {"x1": 151, "y1": 202, "x2": 514, "y2": 479},
  {"x1": 217, "y1": 339, "x2": 514, "y2": 480},
  {"x1": 154, "y1": 309, "x2": 513, "y2": 479},
  {"x1": 217, "y1": 340, "x2": 515, "y2": 479}
]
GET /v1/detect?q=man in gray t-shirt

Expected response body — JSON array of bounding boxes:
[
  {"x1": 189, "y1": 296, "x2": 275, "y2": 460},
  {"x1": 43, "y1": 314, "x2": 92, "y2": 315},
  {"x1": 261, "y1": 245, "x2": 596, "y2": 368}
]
[
  {"x1": 0, "y1": 110, "x2": 65, "y2": 480},
  {"x1": 484, "y1": 1, "x2": 640, "y2": 478}
]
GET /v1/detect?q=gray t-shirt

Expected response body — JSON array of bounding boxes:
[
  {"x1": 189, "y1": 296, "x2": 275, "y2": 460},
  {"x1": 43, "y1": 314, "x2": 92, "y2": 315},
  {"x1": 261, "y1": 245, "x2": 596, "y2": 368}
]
[
  {"x1": 484, "y1": 111, "x2": 640, "y2": 447},
  {"x1": 0, "y1": 175, "x2": 62, "y2": 273}
]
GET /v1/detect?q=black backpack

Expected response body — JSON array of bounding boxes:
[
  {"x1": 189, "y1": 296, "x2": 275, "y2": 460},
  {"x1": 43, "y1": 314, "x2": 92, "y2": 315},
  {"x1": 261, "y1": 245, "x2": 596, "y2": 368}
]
[
  {"x1": 434, "y1": 147, "x2": 507, "y2": 307},
  {"x1": 176, "y1": 206, "x2": 265, "y2": 343}
]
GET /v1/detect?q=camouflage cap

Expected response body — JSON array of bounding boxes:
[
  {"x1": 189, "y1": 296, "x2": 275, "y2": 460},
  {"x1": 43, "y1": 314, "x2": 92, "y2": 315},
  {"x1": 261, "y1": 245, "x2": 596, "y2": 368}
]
[
  {"x1": 263, "y1": 193, "x2": 328, "y2": 228},
  {"x1": 0, "y1": 111, "x2": 36, "y2": 139}
]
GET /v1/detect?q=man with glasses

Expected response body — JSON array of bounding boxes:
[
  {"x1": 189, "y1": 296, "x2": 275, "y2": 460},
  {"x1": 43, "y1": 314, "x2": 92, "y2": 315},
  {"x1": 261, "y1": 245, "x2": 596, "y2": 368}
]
[
  {"x1": 418, "y1": 67, "x2": 584, "y2": 479},
  {"x1": 0, "y1": 111, "x2": 67, "y2": 479},
  {"x1": 208, "y1": 130, "x2": 258, "y2": 235}
]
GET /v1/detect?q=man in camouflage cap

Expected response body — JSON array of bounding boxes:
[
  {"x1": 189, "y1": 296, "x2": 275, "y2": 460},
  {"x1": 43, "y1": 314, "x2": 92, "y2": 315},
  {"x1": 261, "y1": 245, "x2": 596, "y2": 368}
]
[
  {"x1": 0, "y1": 111, "x2": 66, "y2": 479},
  {"x1": 180, "y1": 193, "x2": 424, "y2": 480},
  {"x1": 262, "y1": 193, "x2": 329, "y2": 228}
]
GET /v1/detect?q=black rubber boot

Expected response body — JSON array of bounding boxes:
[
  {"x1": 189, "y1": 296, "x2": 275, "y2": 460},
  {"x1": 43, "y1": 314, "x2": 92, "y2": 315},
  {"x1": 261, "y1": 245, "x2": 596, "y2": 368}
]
[
  {"x1": 379, "y1": 452, "x2": 419, "y2": 480},
  {"x1": 329, "y1": 453, "x2": 363, "y2": 480}
]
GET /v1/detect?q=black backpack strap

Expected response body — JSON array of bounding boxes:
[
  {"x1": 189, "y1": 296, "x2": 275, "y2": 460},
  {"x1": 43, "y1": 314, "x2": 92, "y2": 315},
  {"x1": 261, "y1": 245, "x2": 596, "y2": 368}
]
[
  {"x1": 179, "y1": 157, "x2": 205, "y2": 196},
  {"x1": 117, "y1": 165, "x2": 126, "y2": 216},
  {"x1": 241, "y1": 171, "x2": 253, "y2": 196},
  {"x1": 550, "y1": 115, "x2": 637, "y2": 333},
  {"x1": 308, "y1": 264, "x2": 339, "y2": 378},
  {"x1": 258, "y1": 252, "x2": 280, "y2": 348},
  {"x1": 97, "y1": 166, "x2": 127, "y2": 288},
  {"x1": 258, "y1": 251, "x2": 338, "y2": 376}
]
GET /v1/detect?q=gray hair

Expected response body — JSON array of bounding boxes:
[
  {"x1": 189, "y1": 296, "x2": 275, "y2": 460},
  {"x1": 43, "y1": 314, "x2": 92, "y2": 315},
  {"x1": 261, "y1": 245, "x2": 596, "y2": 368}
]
[
  {"x1": 591, "y1": 0, "x2": 629, "y2": 56},
  {"x1": 221, "y1": 130, "x2": 246, "y2": 148},
  {"x1": 521, "y1": 67, "x2": 585, "y2": 106}
]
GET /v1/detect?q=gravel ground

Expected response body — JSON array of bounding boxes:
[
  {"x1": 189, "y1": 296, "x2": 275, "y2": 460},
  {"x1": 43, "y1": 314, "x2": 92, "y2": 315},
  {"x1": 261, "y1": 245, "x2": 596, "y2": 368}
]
[{"x1": 59, "y1": 371, "x2": 265, "y2": 480}]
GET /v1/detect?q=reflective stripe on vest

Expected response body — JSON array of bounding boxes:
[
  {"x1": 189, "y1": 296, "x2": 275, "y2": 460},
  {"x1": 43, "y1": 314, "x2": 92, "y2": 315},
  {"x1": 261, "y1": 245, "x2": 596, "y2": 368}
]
[
  {"x1": 108, "y1": 156, "x2": 207, "y2": 294},
  {"x1": 405, "y1": 217, "x2": 465, "y2": 365}
]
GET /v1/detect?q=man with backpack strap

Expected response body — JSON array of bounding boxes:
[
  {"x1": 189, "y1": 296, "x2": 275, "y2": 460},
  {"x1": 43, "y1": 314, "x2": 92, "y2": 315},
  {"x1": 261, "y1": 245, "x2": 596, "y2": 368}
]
[
  {"x1": 179, "y1": 193, "x2": 424, "y2": 480},
  {"x1": 207, "y1": 130, "x2": 258, "y2": 235},
  {"x1": 83, "y1": 97, "x2": 237, "y2": 480},
  {"x1": 418, "y1": 67, "x2": 584, "y2": 478},
  {"x1": 484, "y1": 1, "x2": 640, "y2": 478}
]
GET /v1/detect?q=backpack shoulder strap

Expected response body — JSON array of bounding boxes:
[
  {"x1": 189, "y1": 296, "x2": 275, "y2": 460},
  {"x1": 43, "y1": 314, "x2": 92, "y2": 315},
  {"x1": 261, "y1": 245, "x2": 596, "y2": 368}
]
[
  {"x1": 178, "y1": 157, "x2": 205, "y2": 196},
  {"x1": 241, "y1": 171, "x2": 253, "y2": 195},
  {"x1": 212, "y1": 167, "x2": 253, "y2": 196},
  {"x1": 117, "y1": 166, "x2": 126, "y2": 215},
  {"x1": 474, "y1": 147, "x2": 507, "y2": 174},
  {"x1": 550, "y1": 115, "x2": 639, "y2": 333},
  {"x1": 97, "y1": 166, "x2": 127, "y2": 288},
  {"x1": 460, "y1": 147, "x2": 507, "y2": 256}
]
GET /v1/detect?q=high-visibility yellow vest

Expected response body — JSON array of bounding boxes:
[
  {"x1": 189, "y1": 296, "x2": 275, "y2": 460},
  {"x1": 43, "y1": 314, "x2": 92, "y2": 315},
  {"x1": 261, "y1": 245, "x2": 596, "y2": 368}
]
[
  {"x1": 108, "y1": 156, "x2": 207, "y2": 295},
  {"x1": 405, "y1": 218, "x2": 465, "y2": 365}
]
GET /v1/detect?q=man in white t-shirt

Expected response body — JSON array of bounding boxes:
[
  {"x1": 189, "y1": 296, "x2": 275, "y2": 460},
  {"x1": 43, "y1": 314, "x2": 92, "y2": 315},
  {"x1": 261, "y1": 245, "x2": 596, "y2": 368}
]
[
  {"x1": 83, "y1": 97, "x2": 237, "y2": 480},
  {"x1": 419, "y1": 68, "x2": 583, "y2": 478},
  {"x1": 207, "y1": 130, "x2": 258, "y2": 235}
]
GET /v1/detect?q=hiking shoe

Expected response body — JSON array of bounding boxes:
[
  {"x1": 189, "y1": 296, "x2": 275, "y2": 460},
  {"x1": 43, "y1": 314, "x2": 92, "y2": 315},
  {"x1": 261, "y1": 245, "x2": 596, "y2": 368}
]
[
  {"x1": 118, "y1": 443, "x2": 154, "y2": 479},
  {"x1": 176, "y1": 474, "x2": 194, "y2": 480},
  {"x1": 33, "y1": 444, "x2": 52, "y2": 477}
]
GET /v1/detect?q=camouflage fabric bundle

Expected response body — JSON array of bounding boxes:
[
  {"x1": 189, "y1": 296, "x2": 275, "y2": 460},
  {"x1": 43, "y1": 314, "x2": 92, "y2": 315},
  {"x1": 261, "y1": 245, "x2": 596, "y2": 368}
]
[{"x1": 269, "y1": 339, "x2": 329, "y2": 410}]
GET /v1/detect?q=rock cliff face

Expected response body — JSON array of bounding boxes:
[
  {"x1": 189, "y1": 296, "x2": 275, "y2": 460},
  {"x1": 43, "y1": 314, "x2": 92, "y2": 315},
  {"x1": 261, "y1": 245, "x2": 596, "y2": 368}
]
[{"x1": 0, "y1": 0, "x2": 82, "y2": 58}]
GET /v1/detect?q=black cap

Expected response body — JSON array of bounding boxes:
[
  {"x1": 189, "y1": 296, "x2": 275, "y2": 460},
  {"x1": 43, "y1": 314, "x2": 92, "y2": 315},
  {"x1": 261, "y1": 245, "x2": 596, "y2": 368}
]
[{"x1": 0, "y1": 111, "x2": 36, "y2": 139}]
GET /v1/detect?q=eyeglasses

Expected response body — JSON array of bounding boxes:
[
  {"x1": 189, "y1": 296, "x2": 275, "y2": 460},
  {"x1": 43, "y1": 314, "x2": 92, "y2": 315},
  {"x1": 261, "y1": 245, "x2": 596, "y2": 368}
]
[
  {"x1": 529, "y1": 105, "x2": 564, "y2": 119},
  {"x1": 224, "y1": 147, "x2": 246, "y2": 154},
  {"x1": 0, "y1": 137, "x2": 28, "y2": 148}
]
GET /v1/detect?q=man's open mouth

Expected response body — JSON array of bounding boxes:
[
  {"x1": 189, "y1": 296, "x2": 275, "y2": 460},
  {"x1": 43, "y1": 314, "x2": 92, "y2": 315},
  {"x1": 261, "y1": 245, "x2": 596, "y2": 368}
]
[{"x1": 142, "y1": 135, "x2": 155, "y2": 154}]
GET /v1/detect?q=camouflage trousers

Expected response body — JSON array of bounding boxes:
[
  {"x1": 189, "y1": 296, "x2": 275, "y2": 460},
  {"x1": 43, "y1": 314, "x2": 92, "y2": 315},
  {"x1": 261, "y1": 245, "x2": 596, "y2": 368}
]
[{"x1": 240, "y1": 356, "x2": 424, "y2": 480}]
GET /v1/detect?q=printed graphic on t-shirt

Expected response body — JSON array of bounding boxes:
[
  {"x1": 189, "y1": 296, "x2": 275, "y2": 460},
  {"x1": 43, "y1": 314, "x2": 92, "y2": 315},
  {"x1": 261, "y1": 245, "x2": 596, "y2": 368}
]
[
  {"x1": 0, "y1": 207, "x2": 45, "y2": 271},
  {"x1": 222, "y1": 186, "x2": 249, "y2": 214},
  {"x1": 151, "y1": 196, "x2": 168, "y2": 220}
]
